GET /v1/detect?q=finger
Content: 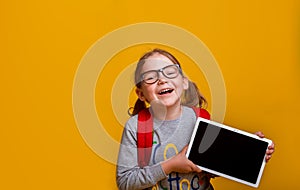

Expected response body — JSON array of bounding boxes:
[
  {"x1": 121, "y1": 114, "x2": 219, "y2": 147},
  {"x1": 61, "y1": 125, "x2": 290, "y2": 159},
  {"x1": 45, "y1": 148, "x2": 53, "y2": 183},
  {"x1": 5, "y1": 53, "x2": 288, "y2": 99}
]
[
  {"x1": 266, "y1": 143, "x2": 275, "y2": 154},
  {"x1": 188, "y1": 159, "x2": 201, "y2": 173},
  {"x1": 195, "y1": 167, "x2": 201, "y2": 173},
  {"x1": 267, "y1": 145, "x2": 275, "y2": 152},
  {"x1": 268, "y1": 143, "x2": 275, "y2": 150},
  {"x1": 181, "y1": 145, "x2": 189, "y2": 154},
  {"x1": 265, "y1": 155, "x2": 271, "y2": 162},
  {"x1": 193, "y1": 164, "x2": 201, "y2": 173},
  {"x1": 255, "y1": 131, "x2": 265, "y2": 138},
  {"x1": 266, "y1": 149, "x2": 274, "y2": 155}
]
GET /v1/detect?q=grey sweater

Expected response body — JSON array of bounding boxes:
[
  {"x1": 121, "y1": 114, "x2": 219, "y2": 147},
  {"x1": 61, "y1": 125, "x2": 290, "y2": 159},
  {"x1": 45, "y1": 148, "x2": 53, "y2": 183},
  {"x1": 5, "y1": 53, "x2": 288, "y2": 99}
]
[{"x1": 116, "y1": 106, "x2": 213, "y2": 190}]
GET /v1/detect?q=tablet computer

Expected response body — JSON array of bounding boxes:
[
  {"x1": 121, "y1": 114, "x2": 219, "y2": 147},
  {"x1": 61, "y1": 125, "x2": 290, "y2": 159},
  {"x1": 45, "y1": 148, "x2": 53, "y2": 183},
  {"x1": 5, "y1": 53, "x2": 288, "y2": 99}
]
[{"x1": 186, "y1": 117, "x2": 272, "y2": 188}]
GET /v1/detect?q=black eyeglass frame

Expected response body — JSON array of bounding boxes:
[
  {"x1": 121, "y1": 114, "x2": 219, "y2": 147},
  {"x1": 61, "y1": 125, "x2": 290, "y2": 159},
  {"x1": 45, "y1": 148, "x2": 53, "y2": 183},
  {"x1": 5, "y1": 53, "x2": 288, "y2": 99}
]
[{"x1": 139, "y1": 64, "x2": 182, "y2": 84}]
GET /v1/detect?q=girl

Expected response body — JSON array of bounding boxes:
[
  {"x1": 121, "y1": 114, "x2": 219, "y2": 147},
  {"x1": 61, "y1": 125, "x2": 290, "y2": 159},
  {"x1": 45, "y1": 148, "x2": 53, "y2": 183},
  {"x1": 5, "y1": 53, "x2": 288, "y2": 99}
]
[{"x1": 116, "y1": 48, "x2": 274, "y2": 190}]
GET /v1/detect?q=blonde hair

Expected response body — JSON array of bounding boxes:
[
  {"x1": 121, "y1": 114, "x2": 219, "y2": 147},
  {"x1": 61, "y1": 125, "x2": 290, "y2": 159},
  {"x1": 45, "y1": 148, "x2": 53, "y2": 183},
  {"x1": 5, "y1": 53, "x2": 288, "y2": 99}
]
[{"x1": 129, "y1": 48, "x2": 207, "y2": 116}]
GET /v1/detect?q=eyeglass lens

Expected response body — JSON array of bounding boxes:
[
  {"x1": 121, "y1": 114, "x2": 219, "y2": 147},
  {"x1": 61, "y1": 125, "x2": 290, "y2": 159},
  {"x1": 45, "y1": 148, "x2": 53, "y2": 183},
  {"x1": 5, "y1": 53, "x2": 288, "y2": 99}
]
[{"x1": 142, "y1": 64, "x2": 180, "y2": 84}]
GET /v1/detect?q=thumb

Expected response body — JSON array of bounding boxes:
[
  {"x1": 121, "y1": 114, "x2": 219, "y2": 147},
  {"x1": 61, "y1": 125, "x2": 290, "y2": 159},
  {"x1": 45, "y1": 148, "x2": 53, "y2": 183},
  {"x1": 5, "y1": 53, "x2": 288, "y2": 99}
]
[
  {"x1": 181, "y1": 145, "x2": 189, "y2": 154},
  {"x1": 255, "y1": 131, "x2": 265, "y2": 138}
]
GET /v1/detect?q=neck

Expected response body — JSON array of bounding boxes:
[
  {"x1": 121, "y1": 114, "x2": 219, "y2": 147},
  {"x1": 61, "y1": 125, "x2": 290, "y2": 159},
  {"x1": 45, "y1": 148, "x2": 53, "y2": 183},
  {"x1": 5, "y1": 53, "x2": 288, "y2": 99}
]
[
  {"x1": 151, "y1": 101, "x2": 182, "y2": 120},
  {"x1": 165, "y1": 105, "x2": 182, "y2": 120}
]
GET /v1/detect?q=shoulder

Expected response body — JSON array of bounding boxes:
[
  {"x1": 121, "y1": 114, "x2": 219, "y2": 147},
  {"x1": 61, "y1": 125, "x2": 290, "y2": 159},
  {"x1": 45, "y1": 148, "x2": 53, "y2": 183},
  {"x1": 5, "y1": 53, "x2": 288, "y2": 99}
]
[
  {"x1": 120, "y1": 115, "x2": 139, "y2": 145},
  {"x1": 182, "y1": 106, "x2": 211, "y2": 120},
  {"x1": 125, "y1": 114, "x2": 138, "y2": 131},
  {"x1": 181, "y1": 106, "x2": 198, "y2": 124},
  {"x1": 182, "y1": 106, "x2": 197, "y2": 118}
]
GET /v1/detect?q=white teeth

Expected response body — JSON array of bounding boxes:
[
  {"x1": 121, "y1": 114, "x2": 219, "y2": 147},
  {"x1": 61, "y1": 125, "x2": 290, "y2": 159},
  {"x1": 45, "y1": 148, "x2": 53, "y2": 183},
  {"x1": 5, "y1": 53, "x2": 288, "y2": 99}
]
[{"x1": 159, "y1": 88, "x2": 173, "y2": 95}]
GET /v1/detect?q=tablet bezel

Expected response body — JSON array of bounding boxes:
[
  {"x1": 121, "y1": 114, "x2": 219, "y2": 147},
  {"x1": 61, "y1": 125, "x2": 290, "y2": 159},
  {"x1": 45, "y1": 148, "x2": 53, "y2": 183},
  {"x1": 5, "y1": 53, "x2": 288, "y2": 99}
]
[{"x1": 186, "y1": 117, "x2": 272, "y2": 188}]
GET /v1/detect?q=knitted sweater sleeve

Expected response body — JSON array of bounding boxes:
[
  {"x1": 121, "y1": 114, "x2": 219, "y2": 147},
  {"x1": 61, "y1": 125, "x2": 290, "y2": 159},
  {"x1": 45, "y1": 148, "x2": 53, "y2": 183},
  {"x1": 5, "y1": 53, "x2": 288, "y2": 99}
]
[{"x1": 116, "y1": 117, "x2": 167, "y2": 190}]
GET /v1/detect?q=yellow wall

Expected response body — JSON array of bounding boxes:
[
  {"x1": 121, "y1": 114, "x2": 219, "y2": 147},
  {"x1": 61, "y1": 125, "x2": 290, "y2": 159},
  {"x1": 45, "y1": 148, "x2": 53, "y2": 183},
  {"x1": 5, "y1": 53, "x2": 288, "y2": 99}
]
[{"x1": 1, "y1": 0, "x2": 299, "y2": 189}]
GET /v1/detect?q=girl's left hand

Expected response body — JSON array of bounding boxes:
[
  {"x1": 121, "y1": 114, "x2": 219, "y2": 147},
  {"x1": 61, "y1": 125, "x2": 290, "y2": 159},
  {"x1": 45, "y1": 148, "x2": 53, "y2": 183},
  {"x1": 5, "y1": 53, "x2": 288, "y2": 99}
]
[{"x1": 255, "y1": 131, "x2": 275, "y2": 162}]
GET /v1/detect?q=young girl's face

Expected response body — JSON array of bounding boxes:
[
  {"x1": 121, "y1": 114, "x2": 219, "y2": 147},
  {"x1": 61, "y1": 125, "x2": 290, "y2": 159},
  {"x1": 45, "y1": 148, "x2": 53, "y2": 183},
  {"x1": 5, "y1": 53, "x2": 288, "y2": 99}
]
[{"x1": 136, "y1": 53, "x2": 189, "y2": 109}]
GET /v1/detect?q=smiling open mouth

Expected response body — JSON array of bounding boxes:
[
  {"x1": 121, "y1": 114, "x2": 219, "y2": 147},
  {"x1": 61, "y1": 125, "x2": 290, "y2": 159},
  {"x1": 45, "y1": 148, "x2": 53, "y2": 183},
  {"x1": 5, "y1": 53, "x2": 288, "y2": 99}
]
[{"x1": 158, "y1": 88, "x2": 174, "y2": 95}]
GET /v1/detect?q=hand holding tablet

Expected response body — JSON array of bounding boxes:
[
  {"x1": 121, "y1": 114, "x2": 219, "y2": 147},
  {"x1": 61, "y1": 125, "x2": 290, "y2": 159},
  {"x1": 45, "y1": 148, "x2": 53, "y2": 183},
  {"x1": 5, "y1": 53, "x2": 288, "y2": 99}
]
[{"x1": 186, "y1": 118, "x2": 273, "y2": 188}]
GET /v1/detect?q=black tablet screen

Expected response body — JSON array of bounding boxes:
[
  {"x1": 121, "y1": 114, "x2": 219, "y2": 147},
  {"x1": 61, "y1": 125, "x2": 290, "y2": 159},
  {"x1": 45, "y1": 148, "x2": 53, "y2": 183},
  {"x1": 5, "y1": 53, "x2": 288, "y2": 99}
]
[{"x1": 188, "y1": 121, "x2": 268, "y2": 184}]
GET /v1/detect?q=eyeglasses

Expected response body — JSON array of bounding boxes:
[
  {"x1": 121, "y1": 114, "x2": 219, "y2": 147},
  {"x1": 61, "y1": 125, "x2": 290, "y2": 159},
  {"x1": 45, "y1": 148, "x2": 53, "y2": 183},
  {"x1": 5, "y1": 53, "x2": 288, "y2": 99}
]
[{"x1": 140, "y1": 64, "x2": 182, "y2": 84}]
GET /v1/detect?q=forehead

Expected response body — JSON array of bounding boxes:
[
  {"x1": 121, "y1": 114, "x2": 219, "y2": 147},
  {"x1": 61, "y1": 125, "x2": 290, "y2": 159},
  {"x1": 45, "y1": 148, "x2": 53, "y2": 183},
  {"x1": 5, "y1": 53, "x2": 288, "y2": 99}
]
[{"x1": 141, "y1": 54, "x2": 174, "y2": 72}]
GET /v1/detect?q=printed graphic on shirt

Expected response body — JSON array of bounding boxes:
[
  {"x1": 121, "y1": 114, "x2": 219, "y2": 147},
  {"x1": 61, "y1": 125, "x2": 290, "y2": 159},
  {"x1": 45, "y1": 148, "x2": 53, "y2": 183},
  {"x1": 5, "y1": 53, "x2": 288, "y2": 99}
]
[{"x1": 152, "y1": 143, "x2": 208, "y2": 190}]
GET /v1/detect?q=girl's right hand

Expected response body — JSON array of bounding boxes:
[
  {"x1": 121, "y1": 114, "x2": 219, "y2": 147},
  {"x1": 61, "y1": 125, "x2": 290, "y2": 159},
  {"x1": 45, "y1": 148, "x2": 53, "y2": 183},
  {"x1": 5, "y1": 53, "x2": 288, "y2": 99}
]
[{"x1": 161, "y1": 145, "x2": 201, "y2": 175}]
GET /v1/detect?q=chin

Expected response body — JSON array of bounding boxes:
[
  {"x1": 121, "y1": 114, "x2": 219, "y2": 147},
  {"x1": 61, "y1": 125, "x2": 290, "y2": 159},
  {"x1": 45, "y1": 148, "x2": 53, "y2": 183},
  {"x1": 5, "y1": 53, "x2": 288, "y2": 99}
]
[{"x1": 160, "y1": 99, "x2": 181, "y2": 108}]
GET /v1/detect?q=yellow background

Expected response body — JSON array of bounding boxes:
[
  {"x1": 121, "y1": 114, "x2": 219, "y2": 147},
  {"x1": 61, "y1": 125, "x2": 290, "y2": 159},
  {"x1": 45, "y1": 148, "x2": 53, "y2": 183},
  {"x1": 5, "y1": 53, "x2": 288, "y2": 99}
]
[{"x1": 1, "y1": 0, "x2": 299, "y2": 189}]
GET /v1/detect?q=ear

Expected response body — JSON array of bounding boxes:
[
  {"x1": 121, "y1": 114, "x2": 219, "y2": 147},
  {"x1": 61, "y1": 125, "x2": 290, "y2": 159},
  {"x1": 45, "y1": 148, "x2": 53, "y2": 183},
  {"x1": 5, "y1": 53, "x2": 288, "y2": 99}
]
[
  {"x1": 183, "y1": 77, "x2": 189, "y2": 90},
  {"x1": 135, "y1": 88, "x2": 146, "y2": 102}
]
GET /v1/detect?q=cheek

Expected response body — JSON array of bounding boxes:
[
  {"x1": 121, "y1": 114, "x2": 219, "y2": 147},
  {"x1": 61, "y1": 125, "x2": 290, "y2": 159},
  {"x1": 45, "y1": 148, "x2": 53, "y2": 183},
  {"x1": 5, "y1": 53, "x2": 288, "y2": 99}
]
[
  {"x1": 141, "y1": 85, "x2": 156, "y2": 98},
  {"x1": 175, "y1": 78, "x2": 188, "y2": 91},
  {"x1": 175, "y1": 81, "x2": 188, "y2": 96}
]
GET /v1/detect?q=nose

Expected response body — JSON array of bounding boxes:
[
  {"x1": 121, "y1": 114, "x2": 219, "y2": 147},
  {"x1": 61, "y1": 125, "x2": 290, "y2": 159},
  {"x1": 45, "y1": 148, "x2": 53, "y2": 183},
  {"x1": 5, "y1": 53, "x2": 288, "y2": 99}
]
[{"x1": 157, "y1": 71, "x2": 168, "y2": 84}]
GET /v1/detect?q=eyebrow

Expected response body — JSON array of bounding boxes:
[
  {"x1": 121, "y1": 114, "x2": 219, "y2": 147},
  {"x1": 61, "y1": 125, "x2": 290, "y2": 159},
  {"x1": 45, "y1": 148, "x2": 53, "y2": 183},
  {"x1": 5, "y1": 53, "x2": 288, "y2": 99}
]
[{"x1": 141, "y1": 64, "x2": 176, "y2": 73}]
